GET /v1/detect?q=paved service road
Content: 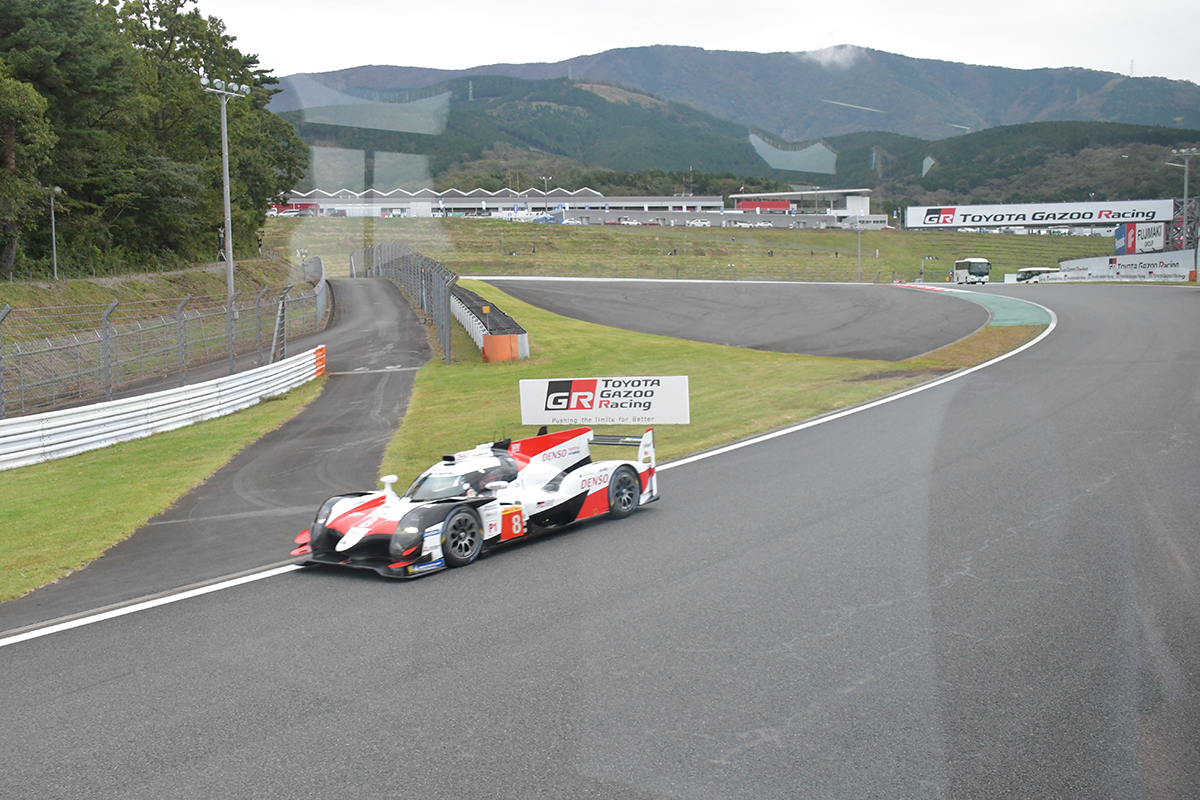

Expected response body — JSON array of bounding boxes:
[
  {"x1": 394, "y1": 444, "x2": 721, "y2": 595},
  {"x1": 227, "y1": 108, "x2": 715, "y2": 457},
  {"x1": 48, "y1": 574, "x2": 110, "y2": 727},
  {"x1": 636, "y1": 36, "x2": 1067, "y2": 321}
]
[
  {"x1": 483, "y1": 279, "x2": 990, "y2": 360},
  {"x1": 2, "y1": 283, "x2": 1198, "y2": 798},
  {"x1": 0, "y1": 278, "x2": 430, "y2": 634}
]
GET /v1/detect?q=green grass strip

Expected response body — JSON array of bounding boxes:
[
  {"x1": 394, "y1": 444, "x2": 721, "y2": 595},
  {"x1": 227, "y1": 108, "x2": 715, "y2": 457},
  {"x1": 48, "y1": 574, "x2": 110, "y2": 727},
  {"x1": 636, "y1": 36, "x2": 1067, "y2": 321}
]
[
  {"x1": 382, "y1": 281, "x2": 969, "y2": 481},
  {"x1": 0, "y1": 378, "x2": 324, "y2": 602}
]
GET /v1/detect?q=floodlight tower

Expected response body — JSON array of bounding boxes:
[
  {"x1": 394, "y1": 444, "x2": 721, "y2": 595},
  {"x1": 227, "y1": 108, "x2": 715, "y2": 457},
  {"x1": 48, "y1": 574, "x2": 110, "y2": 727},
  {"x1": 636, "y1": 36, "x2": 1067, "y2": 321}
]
[
  {"x1": 1172, "y1": 148, "x2": 1199, "y2": 277},
  {"x1": 200, "y1": 74, "x2": 252, "y2": 370}
]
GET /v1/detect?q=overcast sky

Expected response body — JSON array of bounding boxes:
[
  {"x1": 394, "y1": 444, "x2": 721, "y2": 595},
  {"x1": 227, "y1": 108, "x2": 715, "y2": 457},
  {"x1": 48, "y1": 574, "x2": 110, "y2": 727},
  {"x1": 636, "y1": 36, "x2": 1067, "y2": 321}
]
[{"x1": 195, "y1": 0, "x2": 1199, "y2": 86}]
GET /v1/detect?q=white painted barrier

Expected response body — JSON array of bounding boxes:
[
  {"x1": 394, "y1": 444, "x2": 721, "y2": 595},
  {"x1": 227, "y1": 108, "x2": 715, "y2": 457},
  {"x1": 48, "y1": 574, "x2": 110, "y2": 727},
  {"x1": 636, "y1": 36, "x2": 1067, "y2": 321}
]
[
  {"x1": 0, "y1": 345, "x2": 326, "y2": 471},
  {"x1": 1052, "y1": 250, "x2": 1197, "y2": 282}
]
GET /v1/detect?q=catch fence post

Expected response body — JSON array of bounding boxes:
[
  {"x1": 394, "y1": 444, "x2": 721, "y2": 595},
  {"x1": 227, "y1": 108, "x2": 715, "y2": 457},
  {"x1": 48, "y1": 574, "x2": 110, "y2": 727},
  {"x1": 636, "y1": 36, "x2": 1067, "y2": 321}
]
[
  {"x1": 176, "y1": 295, "x2": 191, "y2": 386},
  {"x1": 269, "y1": 284, "x2": 293, "y2": 364},
  {"x1": 101, "y1": 300, "x2": 119, "y2": 401},
  {"x1": 0, "y1": 304, "x2": 9, "y2": 419},
  {"x1": 254, "y1": 286, "x2": 270, "y2": 366},
  {"x1": 442, "y1": 272, "x2": 457, "y2": 364}
]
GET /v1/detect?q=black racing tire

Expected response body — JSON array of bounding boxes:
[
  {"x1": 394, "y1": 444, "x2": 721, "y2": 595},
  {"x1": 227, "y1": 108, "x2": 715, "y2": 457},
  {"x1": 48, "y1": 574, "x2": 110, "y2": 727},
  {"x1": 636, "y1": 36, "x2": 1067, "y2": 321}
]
[
  {"x1": 608, "y1": 466, "x2": 641, "y2": 519},
  {"x1": 442, "y1": 508, "x2": 483, "y2": 567}
]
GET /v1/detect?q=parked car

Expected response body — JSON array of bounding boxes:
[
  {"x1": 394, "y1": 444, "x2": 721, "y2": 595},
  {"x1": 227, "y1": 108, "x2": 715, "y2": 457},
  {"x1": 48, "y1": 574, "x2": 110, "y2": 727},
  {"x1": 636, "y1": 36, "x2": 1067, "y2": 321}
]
[{"x1": 686, "y1": 218, "x2": 710, "y2": 228}]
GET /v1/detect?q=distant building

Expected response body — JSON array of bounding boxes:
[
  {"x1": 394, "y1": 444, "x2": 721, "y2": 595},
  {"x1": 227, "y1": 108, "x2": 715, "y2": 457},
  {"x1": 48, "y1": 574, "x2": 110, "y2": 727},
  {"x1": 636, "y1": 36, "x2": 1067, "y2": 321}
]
[{"x1": 281, "y1": 186, "x2": 885, "y2": 228}]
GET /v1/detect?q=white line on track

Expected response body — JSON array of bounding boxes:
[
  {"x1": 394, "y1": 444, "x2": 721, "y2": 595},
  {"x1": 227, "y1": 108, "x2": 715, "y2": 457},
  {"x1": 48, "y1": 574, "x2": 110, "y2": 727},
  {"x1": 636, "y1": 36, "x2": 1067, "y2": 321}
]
[
  {"x1": 0, "y1": 565, "x2": 304, "y2": 648},
  {"x1": 1, "y1": 282, "x2": 1055, "y2": 648},
  {"x1": 662, "y1": 305, "x2": 1055, "y2": 471}
]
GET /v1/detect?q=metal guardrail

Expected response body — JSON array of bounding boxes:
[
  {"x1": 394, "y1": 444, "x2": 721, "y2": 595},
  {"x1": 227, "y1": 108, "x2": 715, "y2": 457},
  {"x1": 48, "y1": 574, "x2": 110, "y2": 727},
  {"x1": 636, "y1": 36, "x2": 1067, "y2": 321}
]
[
  {"x1": 0, "y1": 261, "x2": 329, "y2": 419},
  {"x1": 0, "y1": 345, "x2": 326, "y2": 471},
  {"x1": 350, "y1": 242, "x2": 456, "y2": 364}
]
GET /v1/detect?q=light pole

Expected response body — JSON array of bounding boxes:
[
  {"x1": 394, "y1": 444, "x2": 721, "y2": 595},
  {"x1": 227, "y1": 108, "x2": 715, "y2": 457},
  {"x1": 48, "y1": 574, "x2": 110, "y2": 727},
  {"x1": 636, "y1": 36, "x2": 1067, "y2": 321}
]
[
  {"x1": 1171, "y1": 148, "x2": 1198, "y2": 278},
  {"x1": 200, "y1": 73, "x2": 252, "y2": 371},
  {"x1": 49, "y1": 186, "x2": 61, "y2": 280},
  {"x1": 853, "y1": 216, "x2": 862, "y2": 282},
  {"x1": 541, "y1": 175, "x2": 552, "y2": 213}
]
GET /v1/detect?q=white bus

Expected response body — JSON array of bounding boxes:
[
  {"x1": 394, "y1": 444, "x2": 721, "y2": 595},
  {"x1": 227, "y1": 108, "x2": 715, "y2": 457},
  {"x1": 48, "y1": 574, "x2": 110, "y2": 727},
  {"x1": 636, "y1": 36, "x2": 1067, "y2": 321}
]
[
  {"x1": 953, "y1": 257, "x2": 991, "y2": 284},
  {"x1": 1015, "y1": 266, "x2": 1060, "y2": 283}
]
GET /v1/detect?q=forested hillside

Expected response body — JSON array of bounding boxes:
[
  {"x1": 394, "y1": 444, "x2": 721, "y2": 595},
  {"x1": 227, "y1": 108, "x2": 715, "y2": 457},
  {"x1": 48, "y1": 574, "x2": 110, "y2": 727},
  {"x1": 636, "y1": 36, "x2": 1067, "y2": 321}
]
[
  {"x1": 275, "y1": 65, "x2": 1199, "y2": 212},
  {"x1": 296, "y1": 45, "x2": 1200, "y2": 142},
  {"x1": 0, "y1": 0, "x2": 307, "y2": 280},
  {"x1": 282, "y1": 75, "x2": 784, "y2": 183},
  {"x1": 819, "y1": 122, "x2": 1200, "y2": 213}
]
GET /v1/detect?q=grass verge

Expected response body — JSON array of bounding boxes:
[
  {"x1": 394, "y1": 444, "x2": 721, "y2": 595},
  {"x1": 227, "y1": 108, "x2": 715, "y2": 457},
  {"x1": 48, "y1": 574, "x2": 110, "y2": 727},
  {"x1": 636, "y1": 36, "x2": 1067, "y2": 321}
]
[
  {"x1": 267, "y1": 217, "x2": 1115, "y2": 283},
  {"x1": 0, "y1": 378, "x2": 324, "y2": 603}
]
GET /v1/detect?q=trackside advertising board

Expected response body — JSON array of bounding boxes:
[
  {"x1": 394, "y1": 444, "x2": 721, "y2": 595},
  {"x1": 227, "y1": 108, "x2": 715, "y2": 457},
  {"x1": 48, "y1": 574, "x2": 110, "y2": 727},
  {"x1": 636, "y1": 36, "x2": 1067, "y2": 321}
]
[
  {"x1": 1114, "y1": 222, "x2": 1165, "y2": 255},
  {"x1": 520, "y1": 376, "x2": 690, "y2": 426},
  {"x1": 1053, "y1": 250, "x2": 1196, "y2": 282},
  {"x1": 906, "y1": 200, "x2": 1173, "y2": 229}
]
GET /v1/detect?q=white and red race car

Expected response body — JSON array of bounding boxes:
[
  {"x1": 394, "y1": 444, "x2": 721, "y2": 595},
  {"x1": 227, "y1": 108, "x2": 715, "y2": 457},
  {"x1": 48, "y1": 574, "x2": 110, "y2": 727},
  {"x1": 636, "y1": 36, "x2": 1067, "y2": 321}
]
[{"x1": 291, "y1": 426, "x2": 657, "y2": 578}]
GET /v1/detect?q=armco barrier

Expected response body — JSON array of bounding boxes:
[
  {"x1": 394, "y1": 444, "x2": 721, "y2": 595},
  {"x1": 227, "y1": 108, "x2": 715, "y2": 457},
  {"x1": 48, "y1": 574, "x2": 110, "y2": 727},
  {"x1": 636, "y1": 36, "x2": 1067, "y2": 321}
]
[{"x1": 0, "y1": 344, "x2": 326, "y2": 471}]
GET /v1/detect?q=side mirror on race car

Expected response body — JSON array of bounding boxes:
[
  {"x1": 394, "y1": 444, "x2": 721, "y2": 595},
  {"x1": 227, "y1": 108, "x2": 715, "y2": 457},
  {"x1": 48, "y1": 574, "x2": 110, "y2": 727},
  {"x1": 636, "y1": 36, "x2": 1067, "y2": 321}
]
[
  {"x1": 486, "y1": 480, "x2": 510, "y2": 491},
  {"x1": 380, "y1": 474, "x2": 399, "y2": 499}
]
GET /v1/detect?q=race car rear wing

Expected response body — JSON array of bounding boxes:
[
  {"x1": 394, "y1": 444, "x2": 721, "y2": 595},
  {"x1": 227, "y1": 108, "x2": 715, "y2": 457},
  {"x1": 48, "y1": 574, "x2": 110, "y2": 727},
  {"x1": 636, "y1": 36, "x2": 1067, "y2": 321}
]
[{"x1": 591, "y1": 429, "x2": 656, "y2": 473}]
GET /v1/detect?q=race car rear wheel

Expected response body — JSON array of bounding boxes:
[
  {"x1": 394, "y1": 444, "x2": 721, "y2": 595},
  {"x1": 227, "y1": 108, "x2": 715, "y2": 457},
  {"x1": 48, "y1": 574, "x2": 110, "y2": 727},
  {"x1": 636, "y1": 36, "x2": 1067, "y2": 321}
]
[
  {"x1": 442, "y1": 508, "x2": 483, "y2": 567},
  {"x1": 608, "y1": 466, "x2": 640, "y2": 519}
]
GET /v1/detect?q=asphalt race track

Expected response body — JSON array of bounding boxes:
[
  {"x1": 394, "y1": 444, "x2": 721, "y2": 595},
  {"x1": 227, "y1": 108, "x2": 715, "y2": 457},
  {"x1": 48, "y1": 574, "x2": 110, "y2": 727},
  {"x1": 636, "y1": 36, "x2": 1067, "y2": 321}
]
[
  {"x1": 3, "y1": 281, "x2": 1199, "y2": 798},
  {"x1": 0, "y1": 278, "x2": 431, "y2": 633},
  {"x1": 484, "y1": 279, "x2": 990, "y2": 360}
]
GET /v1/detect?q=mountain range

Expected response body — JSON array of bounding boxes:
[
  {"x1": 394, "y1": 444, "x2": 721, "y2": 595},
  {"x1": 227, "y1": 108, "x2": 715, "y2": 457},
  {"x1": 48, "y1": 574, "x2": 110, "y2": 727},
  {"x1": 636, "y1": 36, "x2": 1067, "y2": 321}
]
[
  {"x1": 269, "y1": 45, "x2": 1200, "y2": 205},
  {"x1": 276, "y1": 44, "x2": 1200, "y2": 142}
]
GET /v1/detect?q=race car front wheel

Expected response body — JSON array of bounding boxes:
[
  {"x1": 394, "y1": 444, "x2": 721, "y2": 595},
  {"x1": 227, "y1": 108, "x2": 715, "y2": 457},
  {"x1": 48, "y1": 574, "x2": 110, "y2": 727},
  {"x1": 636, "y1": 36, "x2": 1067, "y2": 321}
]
[
  {"x1": 442, "y1": 508, "x2": 483, "y2": 567},
  {"x1": 608, "y1": 466, "x2": 640, "y2": 519}
]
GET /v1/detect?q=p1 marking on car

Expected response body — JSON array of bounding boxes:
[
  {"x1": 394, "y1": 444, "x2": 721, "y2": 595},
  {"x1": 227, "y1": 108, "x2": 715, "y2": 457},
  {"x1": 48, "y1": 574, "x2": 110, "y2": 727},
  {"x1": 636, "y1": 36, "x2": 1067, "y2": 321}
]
[{"x1": 291, "y1": 427, "x2": 657, "y2": 578}]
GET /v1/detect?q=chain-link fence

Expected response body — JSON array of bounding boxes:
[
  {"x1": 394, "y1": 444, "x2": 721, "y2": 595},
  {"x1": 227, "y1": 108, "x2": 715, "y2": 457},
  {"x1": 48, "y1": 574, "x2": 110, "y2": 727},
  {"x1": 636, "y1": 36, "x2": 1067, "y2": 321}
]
[
  {"x1": 351, "y1": 242, "x2": 457, "y2": 364},
  {"x1": 0, "y1": 264, "x2": 328, "y2": 418}
]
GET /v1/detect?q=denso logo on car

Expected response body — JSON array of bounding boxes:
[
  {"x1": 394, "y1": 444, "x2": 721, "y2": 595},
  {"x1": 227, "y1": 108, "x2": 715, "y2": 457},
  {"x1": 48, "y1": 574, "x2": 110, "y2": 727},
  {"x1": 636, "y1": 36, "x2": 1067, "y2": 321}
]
[{"x1": 580, "y1": 473, "x2": 609, "y2": 491}]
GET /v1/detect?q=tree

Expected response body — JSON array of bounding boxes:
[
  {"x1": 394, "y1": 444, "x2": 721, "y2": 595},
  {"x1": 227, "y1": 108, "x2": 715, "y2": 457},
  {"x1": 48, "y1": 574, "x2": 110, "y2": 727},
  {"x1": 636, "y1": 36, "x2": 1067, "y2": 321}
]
[
  {"x1": 0, "y1": 0, "x2": 141, "y2": 272},
  {"x1": 0, "y1": 65, "x2": 55, "y2": 279},
  {"x1": 0, "y1": 0, "x2": 307, "y2": 275},
  {"x1": 118, "y1": 0, "x2": 307, "y2": 254}
]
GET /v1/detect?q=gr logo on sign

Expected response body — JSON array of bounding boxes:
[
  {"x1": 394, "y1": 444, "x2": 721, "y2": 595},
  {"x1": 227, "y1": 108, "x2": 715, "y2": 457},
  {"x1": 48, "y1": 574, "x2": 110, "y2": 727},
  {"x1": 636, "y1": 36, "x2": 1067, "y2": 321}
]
[
  {"x1": 923, "y1": 207, "x2": 956, "y2": 225},
  {"x1": 544, "y1": 379, "x2": 598, "y2": 411}
]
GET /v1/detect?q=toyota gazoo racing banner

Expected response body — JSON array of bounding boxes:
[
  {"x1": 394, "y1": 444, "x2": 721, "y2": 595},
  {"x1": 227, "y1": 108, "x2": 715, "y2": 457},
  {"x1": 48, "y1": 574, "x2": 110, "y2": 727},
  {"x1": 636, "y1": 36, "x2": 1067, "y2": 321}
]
[
  {"x1": 1055, "y1": 250, "x2": 1196, "y2": 282},
  {"x1": 520, "y1": 376, "x2": 690, "y2": 426},
  {"x1": 905, "y1": 200, "x2": 1173, "y2": 229}
]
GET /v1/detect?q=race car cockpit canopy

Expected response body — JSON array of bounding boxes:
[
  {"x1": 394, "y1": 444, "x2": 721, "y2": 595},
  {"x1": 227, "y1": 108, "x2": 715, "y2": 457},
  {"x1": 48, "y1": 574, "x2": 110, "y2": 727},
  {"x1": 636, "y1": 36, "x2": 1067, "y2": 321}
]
[{"x1": 405, "y1": 451, "x2": 519, "y2": 501}]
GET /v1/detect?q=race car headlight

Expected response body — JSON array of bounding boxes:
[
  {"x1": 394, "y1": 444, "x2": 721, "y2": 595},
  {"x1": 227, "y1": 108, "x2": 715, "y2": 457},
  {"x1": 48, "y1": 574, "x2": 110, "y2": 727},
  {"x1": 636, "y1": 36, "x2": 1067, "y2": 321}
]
[
  {"x1": 401, "y1": 526, "x2": 420, "y2": 535},
  {"x1": 390, "y1": 527, "x2": 423, "y2": 557}
]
